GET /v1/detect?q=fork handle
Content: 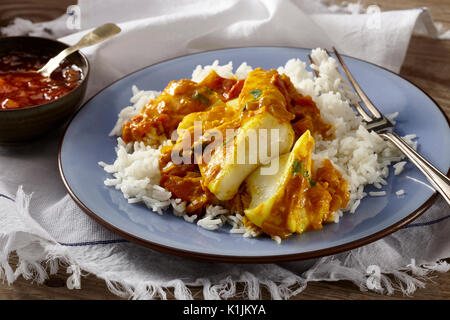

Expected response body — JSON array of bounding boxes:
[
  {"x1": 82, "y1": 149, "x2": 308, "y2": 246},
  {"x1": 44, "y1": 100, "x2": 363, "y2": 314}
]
[{"x1": 379, "y1": 132, "x2": 450, "y2": 205}]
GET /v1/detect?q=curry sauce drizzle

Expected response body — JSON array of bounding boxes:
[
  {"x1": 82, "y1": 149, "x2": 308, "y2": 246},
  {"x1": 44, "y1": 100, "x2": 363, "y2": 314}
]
[{"x1": 243, "y1": 157, "x2": 350, "y2": 239}]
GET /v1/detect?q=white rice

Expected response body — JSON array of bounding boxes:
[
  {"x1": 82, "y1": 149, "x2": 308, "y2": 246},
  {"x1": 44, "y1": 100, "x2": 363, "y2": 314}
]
[
  {"x1": 403, "y1": 134, "x2": 418, "y2": 150},
  {"x1": 196, "y1": 205, "x2": 229, "y2": 231},
  {"x1": 100, "y1": 48, "x2": 413, "y2": 235},
  {"x1": 369, "y1": 191, "x2": 387, "y2": 197},
  {"x1": 394, "y1": 161, "x2": 407, "y2": 175},
  {"x1": 387, "y1": 112, "x2": 399, "y2": 125},
  {"x1": 349, "y1": 199, "x2": 361, "y2": 214},
  {"x1": 271, "y1": 236, "x2": 282, "y2": 245}
]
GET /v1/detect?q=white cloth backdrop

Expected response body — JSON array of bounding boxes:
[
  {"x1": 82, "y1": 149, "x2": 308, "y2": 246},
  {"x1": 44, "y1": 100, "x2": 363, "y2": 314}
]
[{"x1": 0, "y1": 0, "x2": 449, "y2": 299}]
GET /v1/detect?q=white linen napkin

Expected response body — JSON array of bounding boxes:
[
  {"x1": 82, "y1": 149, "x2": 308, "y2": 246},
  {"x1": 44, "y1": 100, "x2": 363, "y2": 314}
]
[{"x1": 1, "y1": 0, "x2": 449, "y2": 299}]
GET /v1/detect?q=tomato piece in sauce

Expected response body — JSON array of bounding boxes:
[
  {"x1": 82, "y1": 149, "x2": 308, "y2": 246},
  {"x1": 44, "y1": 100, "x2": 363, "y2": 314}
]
[{"x1": 0, "y1": 52, "x2": 82, "y2": 110}]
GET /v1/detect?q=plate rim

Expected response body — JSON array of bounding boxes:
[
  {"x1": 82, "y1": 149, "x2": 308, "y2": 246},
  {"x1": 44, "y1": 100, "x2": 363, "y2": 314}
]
[{"x1": 58, "y1": 46, "x2": 450, "y2": 263}]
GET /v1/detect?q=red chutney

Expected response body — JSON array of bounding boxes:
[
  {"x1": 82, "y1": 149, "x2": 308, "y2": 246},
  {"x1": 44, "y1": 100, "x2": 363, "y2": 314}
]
[{"x1": 0, "y1": 52, "x2": 83, "y2": 110}]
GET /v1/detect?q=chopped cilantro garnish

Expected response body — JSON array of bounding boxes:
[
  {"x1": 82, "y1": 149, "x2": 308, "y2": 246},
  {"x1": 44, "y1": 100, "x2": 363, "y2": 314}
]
[
  {"x1": 250, "y1": 88, "x2": 262, "y2": 99},
  {"x1": 204, "y1": 88, "x2": 214, "y2": 95},
  {"x1": 292, "y1": 159, "x2": 317, "y2": 186},
  {"x1": 292, "y1": 159, "x2": 302, "y2": 175},
  {"x1": 192, "y1": 91, "x2": 210, "y2": 105}
]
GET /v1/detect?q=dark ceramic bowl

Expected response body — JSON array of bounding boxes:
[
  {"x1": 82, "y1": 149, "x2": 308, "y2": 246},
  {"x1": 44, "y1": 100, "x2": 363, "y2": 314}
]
[{"x1": 0, "y1": 36, "x2": 89, "y2": 144}]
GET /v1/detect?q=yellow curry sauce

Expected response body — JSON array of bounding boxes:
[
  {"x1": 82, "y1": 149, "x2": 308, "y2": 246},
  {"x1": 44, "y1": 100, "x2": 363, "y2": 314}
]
[{"x1": 122, "y1": 68, "x2": 350, "y2": 237}]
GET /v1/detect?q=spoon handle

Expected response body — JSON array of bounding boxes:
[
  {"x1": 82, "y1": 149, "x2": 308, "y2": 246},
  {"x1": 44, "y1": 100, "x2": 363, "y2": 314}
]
[{"x1": 38, "y1": 23, "x2": 121, "y2": 77}]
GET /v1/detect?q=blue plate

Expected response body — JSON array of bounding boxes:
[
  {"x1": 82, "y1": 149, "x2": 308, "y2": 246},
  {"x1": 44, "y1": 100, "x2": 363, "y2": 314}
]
[{"x1": 59, "y1": 47, "x2": 450, "y2": 262}]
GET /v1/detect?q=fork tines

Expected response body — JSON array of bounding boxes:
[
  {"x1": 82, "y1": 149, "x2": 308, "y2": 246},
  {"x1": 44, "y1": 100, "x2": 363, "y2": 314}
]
[{"x1": 308, "y1": 47, "x2": 394, "y2": 132}]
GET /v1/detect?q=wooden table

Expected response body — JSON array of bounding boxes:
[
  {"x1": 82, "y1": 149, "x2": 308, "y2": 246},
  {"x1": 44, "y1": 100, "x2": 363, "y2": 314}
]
[{"x1": 0, "y1": 0, "x2": 449, "y2": 300}]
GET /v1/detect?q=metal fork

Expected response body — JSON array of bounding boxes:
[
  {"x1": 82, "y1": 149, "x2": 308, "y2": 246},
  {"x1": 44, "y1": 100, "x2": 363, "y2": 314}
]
[{"x1": 308, "y1": 47, "x2": 450, "y2": 205}]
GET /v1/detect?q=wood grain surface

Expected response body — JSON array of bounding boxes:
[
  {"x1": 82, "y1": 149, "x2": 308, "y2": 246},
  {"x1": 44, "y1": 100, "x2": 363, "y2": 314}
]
[{"x1": 0, "y1": 0, "x2": 449, "y2": 300}]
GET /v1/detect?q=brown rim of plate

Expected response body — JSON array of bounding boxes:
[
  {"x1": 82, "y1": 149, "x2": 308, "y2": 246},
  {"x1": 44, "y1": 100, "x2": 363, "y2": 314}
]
[
  {"x1": 0, "y1": 36, "x2": 90, "y2": 112},
  {"x1": 57, "y1": 46, "x2": 450, "y2": 264}
]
